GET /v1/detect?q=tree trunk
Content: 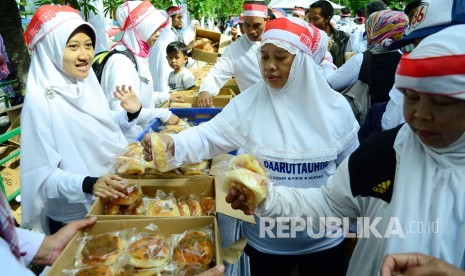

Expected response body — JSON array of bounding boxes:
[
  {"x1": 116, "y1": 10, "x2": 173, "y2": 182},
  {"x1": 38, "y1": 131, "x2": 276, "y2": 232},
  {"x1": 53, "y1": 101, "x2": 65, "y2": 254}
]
[{"x1": 0, "y1": 0, "x2": 31, "y2": 93}]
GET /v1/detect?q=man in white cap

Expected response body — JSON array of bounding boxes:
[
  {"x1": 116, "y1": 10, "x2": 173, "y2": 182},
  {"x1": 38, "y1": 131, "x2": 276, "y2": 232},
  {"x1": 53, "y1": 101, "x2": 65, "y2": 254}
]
[{"x1": 197, "y1": 0, "x2": 272, "y2": 107}]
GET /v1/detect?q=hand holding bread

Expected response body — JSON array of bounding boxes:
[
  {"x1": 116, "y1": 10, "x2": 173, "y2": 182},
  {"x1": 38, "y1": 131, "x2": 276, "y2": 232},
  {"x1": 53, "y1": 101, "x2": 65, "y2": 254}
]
[
  {"x1": 222, "y1": 154, "x2": 269, "y2": 215},
  {"x1": 141, "y1": 133, "x2": 175, "y2": 172}
]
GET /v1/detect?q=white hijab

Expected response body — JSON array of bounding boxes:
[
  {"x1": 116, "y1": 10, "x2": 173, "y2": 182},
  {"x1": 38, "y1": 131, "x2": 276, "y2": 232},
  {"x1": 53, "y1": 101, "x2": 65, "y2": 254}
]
[
  {"x1": 114, "y1": 1, "x2": 170, "y2": 84},
  {"x1": 210, "y1": 17, "x2": 359, "y2": 163},
  {"x1": 384, "y1": 25, "x2": 465, "y2": 267},
  {"x1": 21, "y1": 6, "x2": 127, "y2": 231},
  {"x1": 183, "y1": 19, "x2": 199, "y2": 45}
]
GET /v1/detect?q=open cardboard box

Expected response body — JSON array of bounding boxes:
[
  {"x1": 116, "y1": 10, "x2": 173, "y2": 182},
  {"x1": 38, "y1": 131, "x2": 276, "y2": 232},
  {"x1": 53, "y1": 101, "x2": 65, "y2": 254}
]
[
  {"x1": 47, "y1": 217, "x2": 222, "y2": 275},
  {"x1": 192, "y1": 29, "x2": 231, "y2": 63},
  {"x1": 172, "y1": 88, "x2": 235, "y2": 98},
  {"x1": 0, "y1": 141, "x2": 20, "y2": 203},
  {"x1": 87, "y1": 176, "x2": 254, "y2": 224},
  {"x1": 162, "y1": 95, "x2": 232, "y2": 108}
]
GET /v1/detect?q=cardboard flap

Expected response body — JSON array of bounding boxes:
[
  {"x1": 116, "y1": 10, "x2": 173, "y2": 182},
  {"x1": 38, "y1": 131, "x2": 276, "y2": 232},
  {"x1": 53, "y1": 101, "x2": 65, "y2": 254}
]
[{"x1": 222, "y1": 237, "x2": 247, "y2": 264}]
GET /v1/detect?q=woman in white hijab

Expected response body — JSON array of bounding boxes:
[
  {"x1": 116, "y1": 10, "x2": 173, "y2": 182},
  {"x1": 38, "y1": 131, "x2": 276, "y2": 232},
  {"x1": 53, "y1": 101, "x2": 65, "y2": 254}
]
[
  {"x1": 228, "y1": 24, "x2": 465, "y2": 275},
  {"x1": 143, "y1": 17, "x2": 359, "y2": 276},
  {"x1": 101, "y1": 0, "x2": 183, "y2": 142},
  {"x1": 21, "y1": 5, "x2": 142, "y2": 234}
]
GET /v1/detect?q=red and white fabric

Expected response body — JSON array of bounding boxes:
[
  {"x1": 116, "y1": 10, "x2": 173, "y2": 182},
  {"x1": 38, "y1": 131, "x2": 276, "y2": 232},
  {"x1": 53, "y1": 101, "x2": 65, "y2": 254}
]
[
  {"x1": 395, "y1": 24, "x2": 465, "y2": 99},
  {"x1": 243, "y1": 3, "x2": 268, "y2": 18}
]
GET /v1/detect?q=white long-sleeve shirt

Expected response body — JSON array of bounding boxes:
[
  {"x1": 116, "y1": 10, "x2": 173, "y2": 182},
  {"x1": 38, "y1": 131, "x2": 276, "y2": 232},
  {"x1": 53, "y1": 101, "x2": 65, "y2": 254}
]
[
  {"x1": 171, "y1": 121, "x2": 360, "y2": 255},
  {"x1": 199, "y1": 35, "x2": 262, "y2": 96},
  {"x1": 258, "y1": 126, "x2": 465, "y2": 275},
  {"x1": 324, "y1": 52, "x2": 363, "y2": 90},
  {"x1": 101, "y1": 53, "x2": 172, "y2": 142}
]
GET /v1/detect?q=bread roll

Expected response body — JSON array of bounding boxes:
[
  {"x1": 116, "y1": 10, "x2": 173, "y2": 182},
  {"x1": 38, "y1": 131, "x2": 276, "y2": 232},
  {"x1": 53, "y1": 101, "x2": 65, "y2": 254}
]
[
  {"x1": 76, "y1": 264, "x2": 114, "y2": 276},
  {"x1": 147, "y1": 199, "x2": 181, "y2": 217},
  {"x1": 113, "y1": 184, "x2": 142, "y2": 206},
  {"x1": 77, "y1": 233, "x2": 125, "y2": 266},
  {"x1": 150, "y1": 133, "x2": 168, "y2": 172},
  {"x1": 116, "y1": 156, "x2": 145, "y2": 175},
  {"x1": 200, "y1": 196, "x2": 215, "y2": 215},
  {"x1": 172, "y1": 230, "x2": 214, "y2": 269},
  {"x1": 170, "y1": 102, "x2": 192, "y2": 108},
  {"x1": 229, "y1": 154, "x2": 268, "y2": 177},
  {"x1": 180, "y1": 160, "x2": 209, "y2": 175},
  {"x1": 122, "y1": 143, "x2": 143, "y2": 157},
  {"x1": 178, "y1": 201, "x2": 191, "y2": 216},
  {"x1": 128, "y1": 234, "x2": 170, "y2": 269},
  {"x1": 187, "y1": 199, "x2": 202, "y2": 217},
  {"x1": 223, "y1": 168, "x2": 267, "y2": 208}
]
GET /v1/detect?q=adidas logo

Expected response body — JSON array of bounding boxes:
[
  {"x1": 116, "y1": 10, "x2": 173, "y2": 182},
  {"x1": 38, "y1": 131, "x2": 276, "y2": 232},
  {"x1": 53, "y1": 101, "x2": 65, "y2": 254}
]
[{"x1": 373, "y1": 180, "x2": 391, "y2": 194}]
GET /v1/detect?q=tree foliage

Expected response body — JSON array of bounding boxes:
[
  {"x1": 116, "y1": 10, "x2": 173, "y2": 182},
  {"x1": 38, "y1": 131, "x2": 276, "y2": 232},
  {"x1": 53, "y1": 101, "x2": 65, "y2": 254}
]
[
  {"x1": 337, "y1": 0, "x2": 405, "y2": 15},
  {"x1": 34, "y1": 0, "x2": 98, "y2": 20},
  {"x1": 0, "y1": 0, "x2": 30, "y2": 93}
]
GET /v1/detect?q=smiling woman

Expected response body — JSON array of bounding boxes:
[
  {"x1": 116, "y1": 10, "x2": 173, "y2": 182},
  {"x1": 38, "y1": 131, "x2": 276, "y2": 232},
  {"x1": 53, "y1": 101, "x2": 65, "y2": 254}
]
[
  {"x1": 62, "y1": 26, "x2": 95, "y2": 79},
  {"x1": 20, "y1": 5, "x2": 142, "y2": 235}
]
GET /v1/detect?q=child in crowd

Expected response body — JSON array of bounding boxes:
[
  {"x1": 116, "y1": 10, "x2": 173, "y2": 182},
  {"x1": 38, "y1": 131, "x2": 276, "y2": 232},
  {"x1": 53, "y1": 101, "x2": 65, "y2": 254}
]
[{"x1": 166, "y1": 41, "x2": 196, "y2": 91}]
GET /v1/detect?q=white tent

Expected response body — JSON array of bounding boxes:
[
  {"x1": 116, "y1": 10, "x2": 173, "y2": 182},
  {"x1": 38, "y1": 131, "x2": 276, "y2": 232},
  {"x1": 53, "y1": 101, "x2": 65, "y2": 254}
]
[{"x1": 269, "y1": 0, "x2": 344, "y2": 11}]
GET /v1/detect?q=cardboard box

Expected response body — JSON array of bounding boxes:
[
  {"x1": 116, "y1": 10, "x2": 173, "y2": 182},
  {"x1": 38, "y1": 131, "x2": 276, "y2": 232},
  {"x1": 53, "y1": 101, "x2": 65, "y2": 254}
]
[
  {"x1": 173, "y1": 88, "x2": 235, "y2": 98},
  {"x1": 162, "y1": 95, "x2": 232, "y2": 108},
  {"x1": 0, "y1": 142, "x2": 20, "y2": 202},
  {"x1": 87, "y1": 176, "x2": 254, "y2": 224},
  {"x1": 192, "y1": 29, "x2": 231, "y2": 63},
  {"x1": 47, "y1": 217, "x2": 222, "y2": 275}
]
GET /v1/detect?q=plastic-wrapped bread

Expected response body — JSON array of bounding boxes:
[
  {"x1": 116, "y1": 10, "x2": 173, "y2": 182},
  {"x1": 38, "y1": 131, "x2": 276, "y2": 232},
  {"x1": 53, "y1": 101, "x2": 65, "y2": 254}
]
[
  {"x1": 170, "y1": 102, "x2": 192, "y2": 108},
  {"x1": 223, "y1": 168, "x2": 267, "y2": 208}
]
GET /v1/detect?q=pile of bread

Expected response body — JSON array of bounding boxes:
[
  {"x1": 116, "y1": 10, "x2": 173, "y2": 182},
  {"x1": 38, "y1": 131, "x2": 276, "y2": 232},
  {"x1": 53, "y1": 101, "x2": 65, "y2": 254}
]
[
  {"x1": 104, "y1": 184, "x2": 215, "y2": 217},
  {"x1": 194, "y1": 37, "x2": 218, "y2": 53},
  {"x1": 65, "y1": 226, "x2": 214, "y2": 275},
  {"x1": 116, "y1": 127, "x2": 211, "y2": 176}
]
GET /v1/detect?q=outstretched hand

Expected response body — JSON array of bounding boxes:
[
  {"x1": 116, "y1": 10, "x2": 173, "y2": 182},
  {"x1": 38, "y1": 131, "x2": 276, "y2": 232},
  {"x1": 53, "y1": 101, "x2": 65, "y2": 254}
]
[
  {"x1": 113, "y1": 85, "x2": 142, "y2": 113},
  {"x1": 33, "y1": 217, "x2": 97, "y2": 266},
  {"x1": 225, "y1": 187, "x2": 256, "y2": 216},
  {"x1": 198, "y1": 91, "x2": 213, "y2": 107},
  {"x1": 93, "y1": 173, "x2": 127, "y2": 199},
  {"x1": 141, "y1": 133, "x2": 174, "y2": 162}
]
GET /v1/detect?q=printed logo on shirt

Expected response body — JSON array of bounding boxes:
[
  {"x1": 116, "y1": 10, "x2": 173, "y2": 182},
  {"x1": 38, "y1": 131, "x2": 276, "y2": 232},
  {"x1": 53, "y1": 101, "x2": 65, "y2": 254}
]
[
  {"x1": 263, "y1": 161, "x2": 329, "y2": 175},
  {"x1": 373, "y1": 180, "x2": 391, "y2": 194}
]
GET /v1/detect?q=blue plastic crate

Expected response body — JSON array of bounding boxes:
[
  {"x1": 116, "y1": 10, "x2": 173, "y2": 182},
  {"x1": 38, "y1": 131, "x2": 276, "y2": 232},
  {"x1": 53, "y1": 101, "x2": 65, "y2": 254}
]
[{"x1": 135, "y1": 107, "x2": 222, "y2": 141}]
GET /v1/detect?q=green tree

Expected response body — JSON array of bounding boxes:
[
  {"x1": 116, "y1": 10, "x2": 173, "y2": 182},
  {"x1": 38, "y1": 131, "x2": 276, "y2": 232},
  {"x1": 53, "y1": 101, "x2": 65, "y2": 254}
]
[
  {"x1": 34, "y1": 0, "x2": 98, "y2": 20},
  {"x1": 0, "y1": 0, "x2": 30, "y2": 94}
]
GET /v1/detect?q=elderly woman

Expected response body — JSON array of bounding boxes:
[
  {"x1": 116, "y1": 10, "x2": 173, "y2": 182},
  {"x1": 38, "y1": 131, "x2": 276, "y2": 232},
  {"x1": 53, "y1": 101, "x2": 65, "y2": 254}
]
[
  {"x1": 227, "y1": 24, "x2": 465, "y2": 275},
  {"x1": 143, "y1": 17, "x2": 359, "y2": 276},
  {"x1": 21, "y1": 5, "x2": 142, "y2": 234}
]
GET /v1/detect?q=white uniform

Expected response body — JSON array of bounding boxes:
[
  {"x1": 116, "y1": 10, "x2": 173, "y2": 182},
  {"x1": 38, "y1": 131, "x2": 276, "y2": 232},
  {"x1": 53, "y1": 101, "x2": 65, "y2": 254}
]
[
  {"x1": 149, "y1": 27, "x2": 177, "y2": 93},
  {"x1": 258, "y1": 124, "x2": 465, "y2": 275},
  {"x1": 101, "y1": 51, "x2": 172, "y2": 141},
  {"x1": 199, "y1": 35, "x2": 262, "y2": 96},
  {"x1": 21, "y1": 12, "x2": 133, "y2": 233},
  {"x1": 101, "y1": 2, "x2": 173, "y2": 142}
]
